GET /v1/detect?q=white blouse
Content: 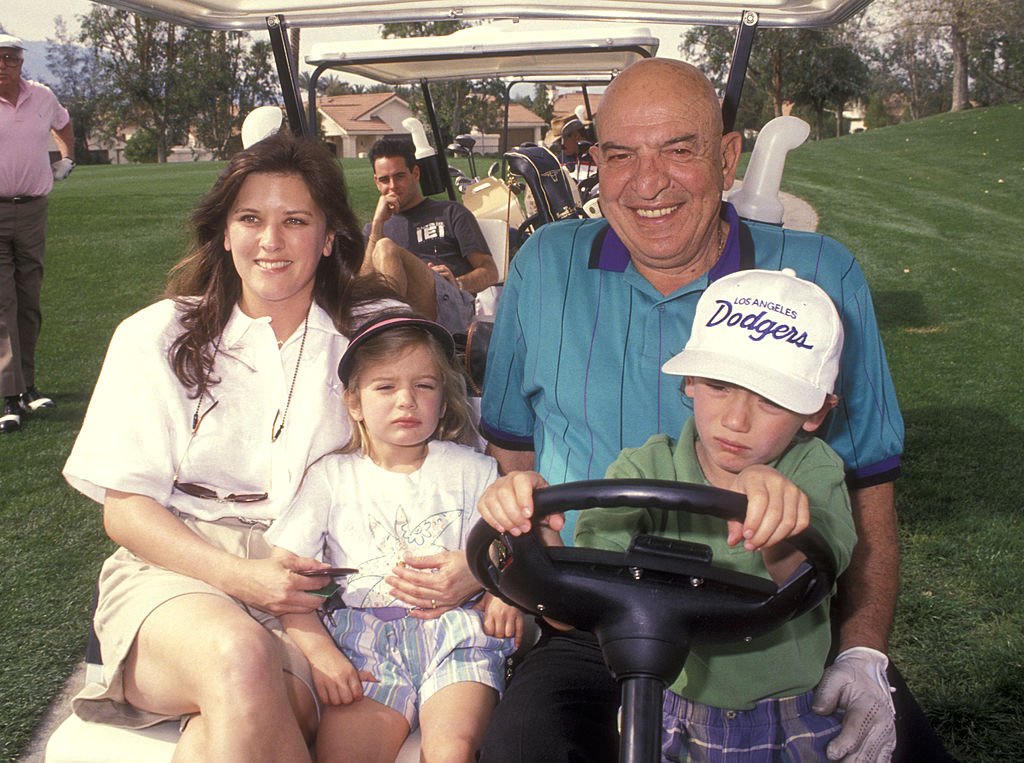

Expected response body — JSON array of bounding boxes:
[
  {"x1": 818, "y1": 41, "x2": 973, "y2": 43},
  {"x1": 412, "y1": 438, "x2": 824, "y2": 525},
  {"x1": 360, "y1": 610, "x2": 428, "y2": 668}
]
[{"x1": 64, "y1": 299, "x2": 354, "y2": 522}]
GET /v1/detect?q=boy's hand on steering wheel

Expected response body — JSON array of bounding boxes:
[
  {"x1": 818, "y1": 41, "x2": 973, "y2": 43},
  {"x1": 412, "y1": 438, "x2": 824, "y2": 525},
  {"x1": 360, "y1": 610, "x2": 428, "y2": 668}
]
[{"x1": 729, "y1": 465, "x2": 809, "y2": 551}]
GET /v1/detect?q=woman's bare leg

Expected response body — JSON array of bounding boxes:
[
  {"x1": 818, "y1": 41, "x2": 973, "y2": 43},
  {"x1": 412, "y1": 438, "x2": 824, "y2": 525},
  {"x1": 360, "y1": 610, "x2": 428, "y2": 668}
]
[
  {"x1": 419, "y1": 682, "x2": 497, "y2": 763},
  {"x1": 123, "y1": 593, "x2": 312, "y2": 763},
  {"x1": 315, "y1": 698, "x2": 409, "y2": 763}
]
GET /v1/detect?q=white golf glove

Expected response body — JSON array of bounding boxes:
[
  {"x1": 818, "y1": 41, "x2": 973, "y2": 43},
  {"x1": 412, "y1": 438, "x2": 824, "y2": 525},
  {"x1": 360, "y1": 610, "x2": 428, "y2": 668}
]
[
  {"x1": 52, "y1": 158, "x2": 75, "y2": 180},
  {"x1": 812, "y1": 647, "x2": 897, "y2": 762}
]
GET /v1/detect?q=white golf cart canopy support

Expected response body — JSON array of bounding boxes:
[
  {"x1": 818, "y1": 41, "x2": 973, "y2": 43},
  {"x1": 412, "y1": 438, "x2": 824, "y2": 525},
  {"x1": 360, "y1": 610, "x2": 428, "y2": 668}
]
[{"x1": 93, "y1": 1, "x2": 873, "y2": 31}]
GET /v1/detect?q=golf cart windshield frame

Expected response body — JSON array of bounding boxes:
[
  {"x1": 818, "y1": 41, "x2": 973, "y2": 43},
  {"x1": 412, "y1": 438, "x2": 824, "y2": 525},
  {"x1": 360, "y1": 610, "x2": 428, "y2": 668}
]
[
  {"x1": 90, "y1": 1, "x2": 872, "y2": 198},
  {"x1": 270, "y1": 15, "x2": 747, "y2": 189}
]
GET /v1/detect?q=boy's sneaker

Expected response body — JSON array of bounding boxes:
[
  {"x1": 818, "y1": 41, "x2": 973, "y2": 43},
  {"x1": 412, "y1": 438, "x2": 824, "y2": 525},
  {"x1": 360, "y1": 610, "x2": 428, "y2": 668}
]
[
  {"x1": 0, "y1": 397, "x2": 21, "y2": 433},
  {"x1": 21, "y1": 386, "x2": 56, "y2": 411}
]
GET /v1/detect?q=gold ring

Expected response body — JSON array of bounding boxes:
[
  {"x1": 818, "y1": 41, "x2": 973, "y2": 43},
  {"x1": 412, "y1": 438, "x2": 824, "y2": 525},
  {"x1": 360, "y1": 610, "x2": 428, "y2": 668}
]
[{"x1": 431, "y1": 599, "x2": 437, "y2": 608}]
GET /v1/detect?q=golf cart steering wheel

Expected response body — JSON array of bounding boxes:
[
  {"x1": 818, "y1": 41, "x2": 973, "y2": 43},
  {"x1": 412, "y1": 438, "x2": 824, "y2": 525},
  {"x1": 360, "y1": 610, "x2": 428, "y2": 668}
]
[{"x1": 466, "y1": 479, "x2": 837, "y2": 763}]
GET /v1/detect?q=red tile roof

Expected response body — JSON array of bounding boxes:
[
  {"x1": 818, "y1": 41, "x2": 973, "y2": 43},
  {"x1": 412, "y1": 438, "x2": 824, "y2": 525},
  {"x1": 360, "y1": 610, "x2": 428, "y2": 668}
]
[{"x1": 318, "y1": 92, "x2": 409, "y2": 134}]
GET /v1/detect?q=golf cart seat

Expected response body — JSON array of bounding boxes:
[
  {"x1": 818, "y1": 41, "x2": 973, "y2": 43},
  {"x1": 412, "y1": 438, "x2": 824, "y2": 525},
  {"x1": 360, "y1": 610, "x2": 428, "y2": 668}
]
[
  {"x1": 44, "y1": 621, "x2": 424, "y2": 763},
  {"x1": 473, "y1": 217, "x2": 514, "y2": 318}
]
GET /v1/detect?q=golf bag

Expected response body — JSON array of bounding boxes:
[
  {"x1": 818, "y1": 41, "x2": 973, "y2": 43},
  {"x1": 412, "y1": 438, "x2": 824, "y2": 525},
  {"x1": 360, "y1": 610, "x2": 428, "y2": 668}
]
[{"x1": 505, "y1": 145, "x2": 587, "y2": 234}]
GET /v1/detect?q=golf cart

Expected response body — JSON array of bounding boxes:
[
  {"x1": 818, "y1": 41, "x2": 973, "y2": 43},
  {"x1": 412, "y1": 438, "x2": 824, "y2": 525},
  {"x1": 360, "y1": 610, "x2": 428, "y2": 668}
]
[{"x1": 44, "y1": 2, "x2": 870, "y2": 762}]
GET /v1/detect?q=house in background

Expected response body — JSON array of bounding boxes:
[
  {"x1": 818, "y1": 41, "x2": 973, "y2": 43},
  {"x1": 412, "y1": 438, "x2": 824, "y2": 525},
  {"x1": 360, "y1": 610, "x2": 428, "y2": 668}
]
[
  {"x1": 53, "y1": 127, "x2": 215, "y2": 165},
  {"x1": 317, "y1": 92, "x2": 547, "y2": 158},
  {"x1": 318, "y1": 92, "x2": 413, "y2": 157},
  {"x1": 65, "y1": 91, "x2": 546, "y2": 163},
  {"x1": 489, "y1": 101, "x2": 547, "y2": 153}
]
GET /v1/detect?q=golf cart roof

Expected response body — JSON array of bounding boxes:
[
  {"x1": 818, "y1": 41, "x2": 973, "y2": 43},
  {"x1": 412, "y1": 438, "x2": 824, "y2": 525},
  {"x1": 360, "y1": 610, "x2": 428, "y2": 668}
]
[
  {"x1": 96, "y1": 1, "x2": 873, "y2": 31},
  {"x1": 305, "y1": 24, "x2": 659, "y2": 84}
]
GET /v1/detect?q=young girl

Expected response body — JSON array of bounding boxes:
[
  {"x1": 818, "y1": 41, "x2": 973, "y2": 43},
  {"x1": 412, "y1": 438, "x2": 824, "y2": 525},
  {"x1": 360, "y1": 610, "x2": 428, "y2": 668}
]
[{"x1": 266, "y1": 311, "x2": 521, "y2": 763}]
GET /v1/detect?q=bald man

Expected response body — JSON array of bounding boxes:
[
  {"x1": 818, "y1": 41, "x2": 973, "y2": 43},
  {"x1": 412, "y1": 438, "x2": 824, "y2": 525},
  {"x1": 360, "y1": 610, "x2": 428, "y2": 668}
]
[{"x1": 478, "y1": 59, "x2": 943, "y2": 763}]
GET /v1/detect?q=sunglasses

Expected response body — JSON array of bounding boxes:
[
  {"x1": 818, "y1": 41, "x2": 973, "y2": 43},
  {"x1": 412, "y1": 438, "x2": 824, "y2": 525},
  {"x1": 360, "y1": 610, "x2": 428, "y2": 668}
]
[
  {"x1": 172, "y1": 480, "x2": 268, "y2": 503},
  {"x1": 172, "y1": 398, "x2": 268, "y2": 504},
  {"x1": 0, "y1": 53, "x2": 23, "y2": 66}
]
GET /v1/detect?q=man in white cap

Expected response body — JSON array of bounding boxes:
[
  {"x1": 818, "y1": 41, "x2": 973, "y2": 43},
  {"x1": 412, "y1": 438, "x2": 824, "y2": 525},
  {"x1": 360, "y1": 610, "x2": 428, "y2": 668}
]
[
  {"x1": 0, "y1": 33, "x2": 75, "y2": 433},
  {"x1": 554, "y1": 117, "x2": 593, "y2": 172}
]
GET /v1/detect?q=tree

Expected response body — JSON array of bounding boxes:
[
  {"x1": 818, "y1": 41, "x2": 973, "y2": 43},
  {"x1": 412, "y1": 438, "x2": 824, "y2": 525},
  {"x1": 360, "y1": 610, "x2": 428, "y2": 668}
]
[
  {"x1": 872, "y1": 13, "x2": 950, "y2": 119},
  {"x1": 78, "y1": 7, "x2": 276, "y2": 162},
  {"x1": 790, "y1": 42, "x2": 871, "y2": 138},
  {"x1": 878, "y1": 0, "x2": 1016, "y2": 111},
  {"x1": 683, "y1": 26, "x2": 832, "y2": 130},
  {"x1": 298, "y1": 72, "x2": 386, "y2": 97},
  {"x1": 124, "y1": 127, "x2": 159, "y2": 163},
  {"x1": 968, "y1": 1, "x2": 1024, "y2": 104},
  {"x1": 864, "y1": 94, "x2": 897, "y2": 129},
  {"x1": 516, "y1": 84, "x2": 554, "y2": 126},
  {"x1": 45, "y1": 17, "x2": 111, "y2": 163},
  {"x1": 79, "y1": 7, "x2": 195, "y2": 162},
  {"x1": 190, "y1": 33, "x2": 275, "y2": 158}
]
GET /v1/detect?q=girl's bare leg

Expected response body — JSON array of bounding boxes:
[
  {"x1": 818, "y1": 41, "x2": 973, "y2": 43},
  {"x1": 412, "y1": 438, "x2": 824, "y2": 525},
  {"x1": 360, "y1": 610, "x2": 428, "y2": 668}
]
[
  {"x1": 419, "y1": 682, "x2": 497, "y2": 763},
  {"x1": 122, "y1": 593, "x2": 313, "y2": 763},
  {"x1": 315, "y1": 698, "x2": 409, "y2": 763}
]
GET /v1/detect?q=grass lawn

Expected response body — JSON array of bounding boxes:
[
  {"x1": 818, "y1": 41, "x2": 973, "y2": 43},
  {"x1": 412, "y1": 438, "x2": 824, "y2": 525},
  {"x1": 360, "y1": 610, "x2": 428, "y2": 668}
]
[
  {"x1": 2, "y1": 105, "x2": 1021, "y2": 761},
  {"x1": 782, "y1": 103, "x2": 1024, "y2": 760}
]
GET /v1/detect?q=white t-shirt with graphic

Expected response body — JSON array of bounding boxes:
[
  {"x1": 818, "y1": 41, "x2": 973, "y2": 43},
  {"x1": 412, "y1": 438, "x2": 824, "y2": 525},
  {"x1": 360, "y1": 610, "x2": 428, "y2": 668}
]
[{"x1": 266, "y1": 439, "x2": 498, "y2": 608}]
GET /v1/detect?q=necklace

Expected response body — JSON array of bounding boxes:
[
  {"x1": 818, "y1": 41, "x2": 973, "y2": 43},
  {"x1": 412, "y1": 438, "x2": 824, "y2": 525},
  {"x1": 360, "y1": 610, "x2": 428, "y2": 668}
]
[{"x1": 271, "y1": 314, "x2": 309, "y2": 442}]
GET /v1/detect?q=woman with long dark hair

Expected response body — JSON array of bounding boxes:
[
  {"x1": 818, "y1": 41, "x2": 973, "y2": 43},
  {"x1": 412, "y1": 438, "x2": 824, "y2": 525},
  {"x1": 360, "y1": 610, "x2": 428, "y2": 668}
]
[{"x1": 63, "y1": 132, "x2": 394, "y2": 761}]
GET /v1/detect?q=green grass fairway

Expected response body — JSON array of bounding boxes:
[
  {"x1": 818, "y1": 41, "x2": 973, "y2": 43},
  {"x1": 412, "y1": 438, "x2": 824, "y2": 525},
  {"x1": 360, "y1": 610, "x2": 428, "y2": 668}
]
[
  {"x1": 783, "y1": 103, "x2": 1024, "y2": 760},
  {"x1": 2, "y1": 106, "x2": 1022, "y2": 760}
]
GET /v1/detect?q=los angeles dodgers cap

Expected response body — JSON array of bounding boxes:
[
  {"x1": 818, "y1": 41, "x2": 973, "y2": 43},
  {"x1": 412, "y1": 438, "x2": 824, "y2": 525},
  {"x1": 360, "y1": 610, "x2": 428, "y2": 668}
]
[{"x1": 662, "y1": 268, "x2": 844, "y2": 415}]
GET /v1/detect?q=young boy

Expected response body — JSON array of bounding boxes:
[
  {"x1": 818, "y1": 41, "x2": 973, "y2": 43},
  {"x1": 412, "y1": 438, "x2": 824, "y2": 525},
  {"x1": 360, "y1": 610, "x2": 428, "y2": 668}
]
[{"x1": 574, "y1": 267, "x2": 857, "y2": 761}]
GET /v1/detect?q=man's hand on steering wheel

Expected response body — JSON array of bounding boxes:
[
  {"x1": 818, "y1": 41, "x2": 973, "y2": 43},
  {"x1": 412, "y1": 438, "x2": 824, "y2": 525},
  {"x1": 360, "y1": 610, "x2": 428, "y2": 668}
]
[
  {"x1": 477, "y1": 470, "x2": 563, "y2": 537},
  {"x1": 812, "y1": 647, "x2": 897, "y2": 762}
]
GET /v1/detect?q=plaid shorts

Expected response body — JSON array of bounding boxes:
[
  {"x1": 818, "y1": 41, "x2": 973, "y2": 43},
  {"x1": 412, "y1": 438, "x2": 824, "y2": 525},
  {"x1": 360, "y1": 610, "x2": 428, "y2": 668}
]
[
  {"x1": 662, "y1": 689, "x2": 842, "y2": 762},
  {"x1": 328, "y1": 606, "x2": 513, "y2": 729}
]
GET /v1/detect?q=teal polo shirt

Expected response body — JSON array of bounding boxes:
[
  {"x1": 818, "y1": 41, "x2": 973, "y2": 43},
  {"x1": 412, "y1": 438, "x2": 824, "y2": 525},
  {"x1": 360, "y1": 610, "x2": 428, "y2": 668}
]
[{"x1": 481, "y1": 203, "x2": 903, "y2": 540}]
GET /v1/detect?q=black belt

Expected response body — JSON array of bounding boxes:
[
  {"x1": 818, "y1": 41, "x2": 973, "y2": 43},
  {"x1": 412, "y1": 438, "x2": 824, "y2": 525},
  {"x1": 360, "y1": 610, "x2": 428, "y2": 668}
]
[{"x1": 0, "y1": 195, "x2": 43, "y2": 204}]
